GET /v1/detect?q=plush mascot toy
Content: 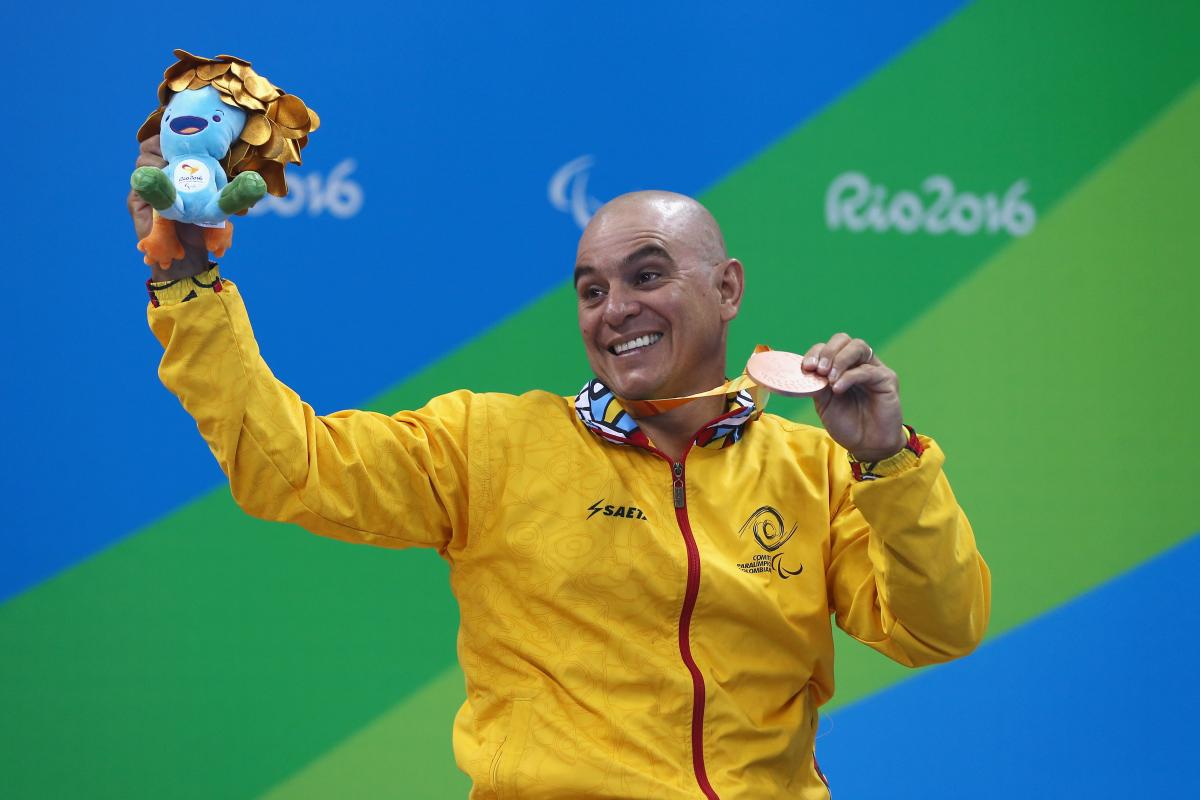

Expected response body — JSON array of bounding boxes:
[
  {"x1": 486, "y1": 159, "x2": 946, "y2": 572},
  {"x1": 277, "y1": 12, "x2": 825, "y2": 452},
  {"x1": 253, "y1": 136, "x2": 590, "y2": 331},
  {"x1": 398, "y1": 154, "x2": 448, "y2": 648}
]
[{"x1": 131, "y1": 50, "x2": 319, "y2": 268}]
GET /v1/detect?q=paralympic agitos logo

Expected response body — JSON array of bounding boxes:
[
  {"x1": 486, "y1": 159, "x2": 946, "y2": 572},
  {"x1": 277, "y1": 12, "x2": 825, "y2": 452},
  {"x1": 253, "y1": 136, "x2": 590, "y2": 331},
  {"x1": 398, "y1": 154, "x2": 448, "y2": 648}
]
[{"x1": 587, "y1": 499, "x2": 648, "y2": 521}]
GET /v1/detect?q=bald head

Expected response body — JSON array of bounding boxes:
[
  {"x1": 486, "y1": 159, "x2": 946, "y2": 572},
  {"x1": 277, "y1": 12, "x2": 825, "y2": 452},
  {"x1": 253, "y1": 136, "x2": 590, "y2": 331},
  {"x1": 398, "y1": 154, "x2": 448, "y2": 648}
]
[
  {"x1": 573, "y1": 189, "x2": 745, "y2": 403},
  {"x1": 581, "y1": 190, "x2": 728, "y2": 266}
]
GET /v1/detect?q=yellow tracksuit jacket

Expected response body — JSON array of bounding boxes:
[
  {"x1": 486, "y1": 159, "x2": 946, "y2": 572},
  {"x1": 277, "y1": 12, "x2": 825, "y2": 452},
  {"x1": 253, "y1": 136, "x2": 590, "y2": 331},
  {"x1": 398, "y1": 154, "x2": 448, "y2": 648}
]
[{"x1": 148, "y1": 269, "x2": 991, "y2": 799}]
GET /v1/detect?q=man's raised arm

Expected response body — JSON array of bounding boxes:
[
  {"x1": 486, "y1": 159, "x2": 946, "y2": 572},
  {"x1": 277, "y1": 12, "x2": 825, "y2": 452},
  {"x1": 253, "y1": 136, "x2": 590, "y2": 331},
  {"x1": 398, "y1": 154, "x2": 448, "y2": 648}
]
[{"x1": 132, "y1": 136, "x2": 479, "y2": 554}]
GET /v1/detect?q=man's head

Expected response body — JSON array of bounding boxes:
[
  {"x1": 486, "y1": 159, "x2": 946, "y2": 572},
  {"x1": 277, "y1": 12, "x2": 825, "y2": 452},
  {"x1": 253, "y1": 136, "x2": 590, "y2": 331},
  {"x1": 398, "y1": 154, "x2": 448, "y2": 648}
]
[{"x1": 574, "y1": 190, "x2": 744, "y2": 402}]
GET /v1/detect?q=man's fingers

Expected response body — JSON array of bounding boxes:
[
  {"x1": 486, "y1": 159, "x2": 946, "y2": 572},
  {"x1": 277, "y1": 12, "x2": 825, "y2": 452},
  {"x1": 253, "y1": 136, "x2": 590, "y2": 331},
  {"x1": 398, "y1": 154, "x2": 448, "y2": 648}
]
[
  {"x1": 831, "y1": 363, "x2": 896, "y2": 395},
  {"x1": 140, "y1": 134, "x2": 163, "y2": 158},
  {"x1": 802, "y1": 342, "x2": 824, "y2": 371},
  {"x1": 812, "y1": 332, "x2": 852, "y2": 376},
  {"x1": 131, "y1": 134, "x2": 165, "y2": 242},
  {"x1": 828, "y1": 338, "x2": 874, "y2": 383},
  {"x1": 137, "y1": 136, "x2": 166, "y2": 168},
  {"x1": 128, "y1": 189, "x2": 153, "y2": 241},
  {"x1": 801, "y1": 334, "x2": 879, "y2": 378}
]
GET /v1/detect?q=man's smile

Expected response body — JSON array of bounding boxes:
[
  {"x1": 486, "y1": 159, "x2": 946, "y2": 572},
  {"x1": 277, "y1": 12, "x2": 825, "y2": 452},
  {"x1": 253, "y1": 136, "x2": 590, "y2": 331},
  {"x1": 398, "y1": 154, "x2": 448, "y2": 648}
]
[{"x1": 609, "y1": 332, "x2": 663, "y2": 355}]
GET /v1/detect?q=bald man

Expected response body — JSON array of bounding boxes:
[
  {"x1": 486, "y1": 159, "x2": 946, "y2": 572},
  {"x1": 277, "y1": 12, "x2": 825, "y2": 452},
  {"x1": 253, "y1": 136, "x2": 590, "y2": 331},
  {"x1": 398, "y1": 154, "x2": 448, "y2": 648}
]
[
  {"x1": 574, "y1": 190, "x2": 908, "y2": 465},
  {"x1": 134, "y1": 132, "x2": 991, "y2": 798}
]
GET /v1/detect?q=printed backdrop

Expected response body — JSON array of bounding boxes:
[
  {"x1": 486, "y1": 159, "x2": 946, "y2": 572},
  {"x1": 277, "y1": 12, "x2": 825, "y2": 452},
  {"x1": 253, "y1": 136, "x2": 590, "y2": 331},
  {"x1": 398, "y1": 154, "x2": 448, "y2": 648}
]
[{"x1": 3, "y1": 1, "x2": 1198, "y2": 797}]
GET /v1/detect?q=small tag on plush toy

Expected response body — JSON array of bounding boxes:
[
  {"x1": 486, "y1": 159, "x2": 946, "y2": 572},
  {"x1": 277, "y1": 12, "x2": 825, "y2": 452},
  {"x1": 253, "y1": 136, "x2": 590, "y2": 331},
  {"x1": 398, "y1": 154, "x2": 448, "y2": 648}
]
[{"x1": 130, "y1": 49, "x2": 319, "y2": 268}]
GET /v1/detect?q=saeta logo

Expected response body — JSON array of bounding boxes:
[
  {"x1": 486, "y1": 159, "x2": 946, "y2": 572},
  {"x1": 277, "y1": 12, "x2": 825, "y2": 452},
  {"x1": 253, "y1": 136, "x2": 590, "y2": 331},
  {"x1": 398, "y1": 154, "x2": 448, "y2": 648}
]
[
  {"x1": 247, "y1": 158, "x2": 364, "y2": 219},
  {"x1": 826, "y1": 171, "x2": 1036, "y2": 237},
  {"x1": 586, "y1": 499, "x2": 648, "y2": 521},
  {"x1": 548, "y1": 155, "x2": 602, "y2": 229}
]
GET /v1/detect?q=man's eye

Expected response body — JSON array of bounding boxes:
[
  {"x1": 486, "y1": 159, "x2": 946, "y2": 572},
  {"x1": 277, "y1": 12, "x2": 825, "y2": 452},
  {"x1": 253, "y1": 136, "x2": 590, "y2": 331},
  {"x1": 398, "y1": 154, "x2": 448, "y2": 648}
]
[
  {"x1": 636, "y1": 271, "x2": 660, "y2": 284},
  {"x1": 581, "y1": 286, "x2": 604, "y2": 301}
]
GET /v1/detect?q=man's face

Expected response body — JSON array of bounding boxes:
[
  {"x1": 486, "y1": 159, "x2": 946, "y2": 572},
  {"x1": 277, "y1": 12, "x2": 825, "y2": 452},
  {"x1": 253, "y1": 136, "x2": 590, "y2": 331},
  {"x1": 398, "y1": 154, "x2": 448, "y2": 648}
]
[{"x1": 574, "y1": 197, "x2": 740, "y2": 401}]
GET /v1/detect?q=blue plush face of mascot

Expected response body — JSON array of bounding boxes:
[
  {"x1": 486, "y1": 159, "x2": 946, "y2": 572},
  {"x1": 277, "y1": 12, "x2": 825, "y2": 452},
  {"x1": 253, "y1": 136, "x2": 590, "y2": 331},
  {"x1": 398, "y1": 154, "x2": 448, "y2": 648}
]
[
  {"x1": 143, "y1": 86, "x2": 256, "y2": 227},
  {"x1": 160, "y1": 86, "x2": 247, "y2": 160}
]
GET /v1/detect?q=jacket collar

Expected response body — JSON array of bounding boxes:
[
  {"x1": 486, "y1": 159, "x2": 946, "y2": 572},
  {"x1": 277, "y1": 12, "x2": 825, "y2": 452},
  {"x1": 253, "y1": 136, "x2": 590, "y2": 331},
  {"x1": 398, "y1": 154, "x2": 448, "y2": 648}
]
[{"x1": 574, "y1": 379, "x2": 758, "y2": 450}]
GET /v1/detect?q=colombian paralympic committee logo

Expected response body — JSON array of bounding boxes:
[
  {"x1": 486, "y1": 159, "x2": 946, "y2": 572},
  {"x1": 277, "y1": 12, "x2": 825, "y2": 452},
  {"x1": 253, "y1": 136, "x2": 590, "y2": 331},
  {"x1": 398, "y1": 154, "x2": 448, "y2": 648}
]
[
  {"x1": 737, "y1": 506, "x2": 803, "y2": 580},
  {"x1": 826, "y1": 171, "x2": 1036, "y2": 236}
]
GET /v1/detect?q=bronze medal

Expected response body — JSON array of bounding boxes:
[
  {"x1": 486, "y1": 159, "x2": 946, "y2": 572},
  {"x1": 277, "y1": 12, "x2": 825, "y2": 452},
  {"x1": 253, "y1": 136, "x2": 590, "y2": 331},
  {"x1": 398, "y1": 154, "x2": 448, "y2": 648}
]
[{"x1": 746, "y1": 350, "x2": 828, "y2": 397}]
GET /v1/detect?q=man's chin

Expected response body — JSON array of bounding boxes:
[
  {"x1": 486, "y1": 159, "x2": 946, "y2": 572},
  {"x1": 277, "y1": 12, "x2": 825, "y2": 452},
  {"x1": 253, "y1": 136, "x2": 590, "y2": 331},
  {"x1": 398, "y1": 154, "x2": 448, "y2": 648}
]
[{"x1": 601, "y1": 373, "x2": 662, "y2": 401}]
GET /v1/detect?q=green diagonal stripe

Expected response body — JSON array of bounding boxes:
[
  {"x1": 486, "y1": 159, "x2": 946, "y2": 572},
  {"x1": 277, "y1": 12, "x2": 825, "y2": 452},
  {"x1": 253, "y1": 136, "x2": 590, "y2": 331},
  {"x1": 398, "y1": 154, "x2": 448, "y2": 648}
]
[
  {"x1": 261, "y1": 667, "x2": 473, "y2": 799},
  {"x1": 3, "y1": 1, "x2": 1198, "y2": 797},
  {"x1": 714, "y1": 0, "x2": 1200, "y2": 422},
  {"x1": 828, "y1": 76, "x2": 1200, "y2": 707}
]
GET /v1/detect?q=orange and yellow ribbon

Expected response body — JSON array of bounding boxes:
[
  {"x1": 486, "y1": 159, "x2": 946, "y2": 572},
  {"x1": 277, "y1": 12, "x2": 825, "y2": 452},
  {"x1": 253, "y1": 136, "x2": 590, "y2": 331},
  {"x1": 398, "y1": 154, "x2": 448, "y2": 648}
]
[{"x1": 615, "y1": 345, "x2": 772, "y2": 417}]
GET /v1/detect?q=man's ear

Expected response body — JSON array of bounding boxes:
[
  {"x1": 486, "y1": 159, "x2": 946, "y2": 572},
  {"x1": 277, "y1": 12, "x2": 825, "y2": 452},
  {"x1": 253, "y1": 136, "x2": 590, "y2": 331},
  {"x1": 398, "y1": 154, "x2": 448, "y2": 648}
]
[{"x1": 717, "y1": 258, "x2": 744, "y2": 322}]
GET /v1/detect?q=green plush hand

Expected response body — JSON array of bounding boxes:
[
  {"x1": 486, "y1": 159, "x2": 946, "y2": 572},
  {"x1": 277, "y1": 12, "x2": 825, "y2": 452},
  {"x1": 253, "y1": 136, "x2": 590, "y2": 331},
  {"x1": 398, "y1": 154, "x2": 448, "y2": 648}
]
[
  {"x1": 219, "y1": 171, "x2": 268, "y2": 215},
  {"x1": 131, "y1": 166, "x2": 176, "y2": 211}
]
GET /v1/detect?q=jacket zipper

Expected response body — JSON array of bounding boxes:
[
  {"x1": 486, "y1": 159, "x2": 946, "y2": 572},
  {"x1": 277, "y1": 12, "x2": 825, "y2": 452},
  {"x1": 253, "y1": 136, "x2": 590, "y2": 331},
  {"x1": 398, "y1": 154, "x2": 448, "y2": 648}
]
[
  {"x1": 640, "y1": 403, "x2": 748, "y2": 799},
  {"x1": 661, "y1": 450, "x2": 720, "y2": 800}
]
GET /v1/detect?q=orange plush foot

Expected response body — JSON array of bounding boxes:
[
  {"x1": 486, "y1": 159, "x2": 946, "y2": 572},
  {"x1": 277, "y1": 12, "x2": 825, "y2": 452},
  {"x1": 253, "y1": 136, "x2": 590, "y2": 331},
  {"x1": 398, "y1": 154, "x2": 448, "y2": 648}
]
[
  {"x1": 203, "y1": 221, "x2": 234, "y2": 258},
  {"x1": 137, "y1": 215, "x2": 184, "y2": 269}
]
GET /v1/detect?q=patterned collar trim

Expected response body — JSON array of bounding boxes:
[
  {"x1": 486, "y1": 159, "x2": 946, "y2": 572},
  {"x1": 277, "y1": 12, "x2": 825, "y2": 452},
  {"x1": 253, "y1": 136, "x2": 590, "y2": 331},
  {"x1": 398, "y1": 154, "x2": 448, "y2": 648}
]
[{"x1": 574, "y1": 379, "x2": 758, "y2": 450}]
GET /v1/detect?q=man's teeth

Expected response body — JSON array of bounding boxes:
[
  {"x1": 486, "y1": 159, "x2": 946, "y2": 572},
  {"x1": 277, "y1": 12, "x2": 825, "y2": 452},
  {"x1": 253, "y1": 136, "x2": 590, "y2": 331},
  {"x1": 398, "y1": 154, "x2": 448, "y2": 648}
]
[{"x1": 613, "y1": 333, "x2": 663, "y2": 354}]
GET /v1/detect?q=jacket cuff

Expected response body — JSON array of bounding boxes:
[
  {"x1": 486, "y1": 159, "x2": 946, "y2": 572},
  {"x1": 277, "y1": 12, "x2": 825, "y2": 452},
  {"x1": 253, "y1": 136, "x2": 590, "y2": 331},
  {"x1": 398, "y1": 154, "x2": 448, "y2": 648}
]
[
  {"x1": 147, "y1": 263, "x2": 226, "y2": 307},
  {"x1": 849, "y1": 424, "x2": 925, "y2": 481}
]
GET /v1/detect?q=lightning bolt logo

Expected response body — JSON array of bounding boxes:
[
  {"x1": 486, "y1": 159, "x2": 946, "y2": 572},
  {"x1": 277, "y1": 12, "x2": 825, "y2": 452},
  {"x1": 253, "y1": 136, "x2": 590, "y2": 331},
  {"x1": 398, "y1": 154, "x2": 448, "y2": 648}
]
[{"x1": 587, "y1": 499, "x2": 605, "y2": 520}]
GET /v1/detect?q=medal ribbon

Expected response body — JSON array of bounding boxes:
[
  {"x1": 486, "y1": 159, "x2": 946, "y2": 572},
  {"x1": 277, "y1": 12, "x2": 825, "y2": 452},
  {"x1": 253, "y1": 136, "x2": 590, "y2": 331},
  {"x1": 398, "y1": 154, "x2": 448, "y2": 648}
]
[{"x1": 615, "y1": 344, "x2": 773, "y2": 418}]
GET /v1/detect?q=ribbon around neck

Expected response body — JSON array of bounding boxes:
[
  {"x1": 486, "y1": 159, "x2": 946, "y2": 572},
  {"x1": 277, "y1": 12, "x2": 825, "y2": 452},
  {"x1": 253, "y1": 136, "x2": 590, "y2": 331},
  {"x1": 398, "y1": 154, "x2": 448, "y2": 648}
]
[{"x1": 614, "y1": 344, "x2": 774, "y2": 418}]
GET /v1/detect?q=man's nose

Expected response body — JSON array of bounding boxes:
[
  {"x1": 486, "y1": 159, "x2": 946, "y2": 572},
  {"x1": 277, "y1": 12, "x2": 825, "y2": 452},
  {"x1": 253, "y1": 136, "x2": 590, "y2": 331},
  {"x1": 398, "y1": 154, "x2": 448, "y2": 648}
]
[{"x1": 601, "y1": 289, "x2": 641, "y2": 327}]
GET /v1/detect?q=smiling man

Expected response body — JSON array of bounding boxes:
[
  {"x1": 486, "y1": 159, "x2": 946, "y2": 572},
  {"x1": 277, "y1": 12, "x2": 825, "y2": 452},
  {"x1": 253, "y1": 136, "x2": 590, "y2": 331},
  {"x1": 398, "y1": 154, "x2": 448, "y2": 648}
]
[
  {"x1": 134, "y1": 140, "x2": 991, "y2": 798},
  {"x1": 574, "y1": 192, "x2": 744, "y2": 462}
]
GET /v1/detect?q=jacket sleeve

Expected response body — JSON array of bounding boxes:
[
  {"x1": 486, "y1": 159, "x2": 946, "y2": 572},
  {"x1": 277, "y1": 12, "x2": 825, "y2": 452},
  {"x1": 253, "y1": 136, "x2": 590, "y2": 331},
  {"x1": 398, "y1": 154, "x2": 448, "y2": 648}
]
[
  {"x1": 147, "y1": 269, "x2": 483, "y2": 553},
  {"x1": 825, "y1": 435, "x2": 991, "y2": 667}
]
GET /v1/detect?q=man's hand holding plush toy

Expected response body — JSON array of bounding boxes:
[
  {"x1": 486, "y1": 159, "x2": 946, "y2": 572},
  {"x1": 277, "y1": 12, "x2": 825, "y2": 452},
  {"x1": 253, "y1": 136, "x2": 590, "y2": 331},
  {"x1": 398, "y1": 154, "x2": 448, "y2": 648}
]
[{"x1": 129, "y1": 50, "x2": 318, "y2": 271}]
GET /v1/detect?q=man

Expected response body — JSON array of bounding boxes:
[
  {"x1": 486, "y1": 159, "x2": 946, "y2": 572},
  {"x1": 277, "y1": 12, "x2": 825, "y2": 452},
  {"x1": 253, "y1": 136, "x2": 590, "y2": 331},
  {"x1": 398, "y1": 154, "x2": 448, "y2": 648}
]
[{"x1": 131, "y1": 136, "x2": 990, "y2": 799}]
